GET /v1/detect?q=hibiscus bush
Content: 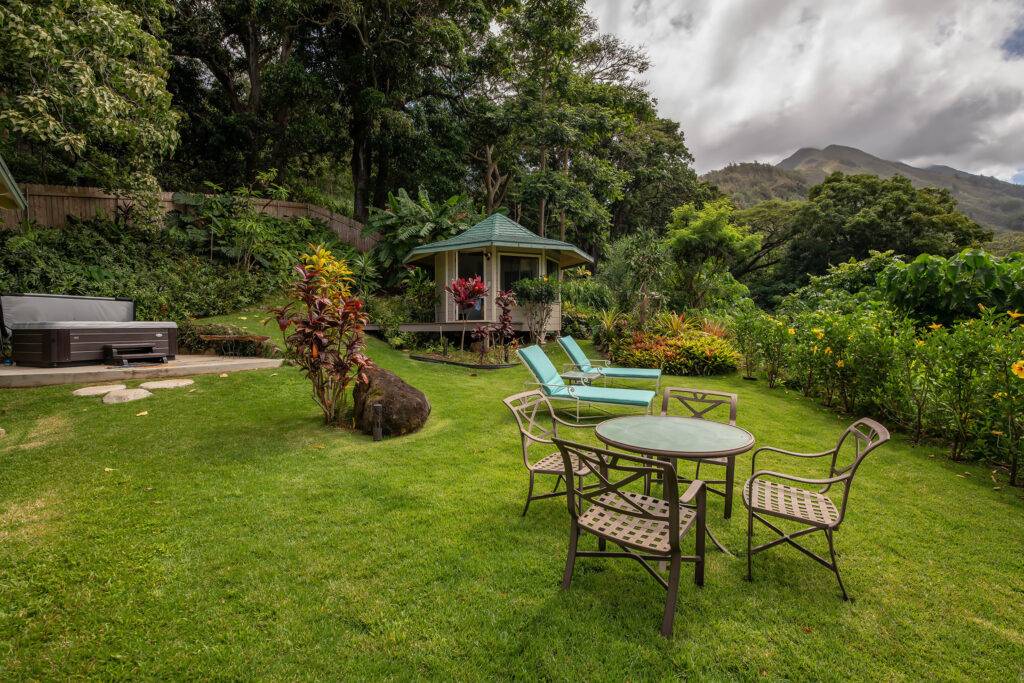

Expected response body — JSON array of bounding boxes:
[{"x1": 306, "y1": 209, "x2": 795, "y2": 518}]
[{"x1": 738, "y1": 301, "x2": 1024, "y2": 484}]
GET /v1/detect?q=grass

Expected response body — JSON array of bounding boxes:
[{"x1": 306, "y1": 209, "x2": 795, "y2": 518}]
[{"x1": 1, "y1": 334, "x2": 1023, "y2": 679}]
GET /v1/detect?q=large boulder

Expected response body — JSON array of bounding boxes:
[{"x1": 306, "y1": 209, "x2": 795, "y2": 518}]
[{"x1": 352, "y1": 367, "x2": 430, "y2": 437}]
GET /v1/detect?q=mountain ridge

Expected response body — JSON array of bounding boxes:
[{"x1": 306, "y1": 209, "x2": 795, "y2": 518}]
[{"x1": 704, "y1": 145, "x2": 1024, "y2": 231}]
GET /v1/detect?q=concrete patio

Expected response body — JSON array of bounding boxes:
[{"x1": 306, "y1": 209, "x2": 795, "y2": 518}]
[{"x1": 0, "y1": 355, "x2": 283, "y2": 388}]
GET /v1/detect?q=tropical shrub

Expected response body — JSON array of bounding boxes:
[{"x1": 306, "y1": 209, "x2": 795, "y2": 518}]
[
  {"x1": 878, "y1": 249, "x2": 1024, "y2": 324},
  {"x1": 0, "y1": 210, "x2": 342, "y2": 322},
  {"x1": 366, "y1": 188, "x2": 481, "y2": 285},
  {"x1": 611, "y1": 332, "x2": 740, "y2": 376},
  {"x1": 731, "y1": 301, "x2": 764, "y2": 378},
  {"x1": 560, "y1": 269, "x2": 614, "y2": 310},
  {"x1": 271, "y1": 245, "x2": 372, "y2": 426},
  {"x1": 177, "y1": 320, "x2": 280, "y2": 358},
  {"x1": 446, "y1": 275, "x2": 488, "y2": 350},
  {"x1": 513, "y1": 277, "x2": 560, "y2": 343},
  {"x1": 560, "y1": 302, "x2": 593, "y2": 339}
]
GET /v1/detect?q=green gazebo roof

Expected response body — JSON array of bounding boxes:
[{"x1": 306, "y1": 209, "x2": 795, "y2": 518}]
[
  {"x1": 0, "y1": 154, "x2": 26, "y2": 211},
  {"x1": 404, "y1": 213, "x2": 593, "y2": 266}
]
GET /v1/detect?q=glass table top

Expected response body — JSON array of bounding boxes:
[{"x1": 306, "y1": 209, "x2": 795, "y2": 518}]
[{"x1": 596, "y1": 415, "x2": 754, "y2": 458}]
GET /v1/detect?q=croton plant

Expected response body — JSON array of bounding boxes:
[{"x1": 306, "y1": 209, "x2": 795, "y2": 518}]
[{"x1": 271, "y1": 245, "x2": 372, "y2": 426}]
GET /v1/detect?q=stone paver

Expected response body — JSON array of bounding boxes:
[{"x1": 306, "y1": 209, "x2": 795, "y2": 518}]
[
  {"x1": 102, "y1": 388, "x2": 153, "y2": 404},
  {"x1": 139, "y1": 379, "x2": 194, "y2": 390},
  {"x1": 72, "y1": 384, "x2": 127, "y2": 397}
]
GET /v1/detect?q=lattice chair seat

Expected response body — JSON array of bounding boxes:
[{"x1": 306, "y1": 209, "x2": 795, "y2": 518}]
[
  {"x1": 578, "y1": 491, "x2": 697, "y2": 553},
  {"x1": 743, "y1": 479, "x2": 839, "y2": 528},
  {"x1": 531, "y1": 452, "x2": 589, "y2": 477}
]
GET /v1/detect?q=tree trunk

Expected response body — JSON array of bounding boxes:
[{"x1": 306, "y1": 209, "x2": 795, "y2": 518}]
[
  {"x1": 537, "y1": 145, "x2": 547, "y2": 237},
  {"x1": 372, "y1": 142, "x2": 390, "y2": 209},
  {"x1": 351, "y1": 132, "x2": 371, "y2": 223}
]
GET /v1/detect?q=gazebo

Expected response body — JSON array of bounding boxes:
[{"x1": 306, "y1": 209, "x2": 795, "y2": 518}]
[{"x1": 400, "y1": 213, "x2": 593, "y2": 334}]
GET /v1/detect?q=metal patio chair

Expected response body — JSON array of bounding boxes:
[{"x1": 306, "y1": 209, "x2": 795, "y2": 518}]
[
  {"x1": 553, "y1": 438, "x2": 706, "y2": 638},
  {"x1": 502, "y1": 390, "x2": 595, "y2": 516},
  {"x1": 660, "y1": 387, "x2": 740, "y2": 518},
  {"x1": 742, "y1": 418, "x2": 890, "y2": 600}
]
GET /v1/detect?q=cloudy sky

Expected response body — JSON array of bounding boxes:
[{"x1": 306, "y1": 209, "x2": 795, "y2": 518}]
[{"x1": 586, "y1": 0, "x2": 1024, "y2": 182}]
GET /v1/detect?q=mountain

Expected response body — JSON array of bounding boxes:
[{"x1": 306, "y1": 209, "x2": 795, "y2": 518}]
[{"x1": 704, "y1": 144, "x2": 1024, "y2": 231}]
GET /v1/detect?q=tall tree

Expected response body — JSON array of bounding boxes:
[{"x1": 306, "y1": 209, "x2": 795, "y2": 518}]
[
  {"x1": 163, "y1": 0, "x2": 345, "y2": 189},
  {"x1": 780, "y1": 173, "x2": 991, "y2": 284}
]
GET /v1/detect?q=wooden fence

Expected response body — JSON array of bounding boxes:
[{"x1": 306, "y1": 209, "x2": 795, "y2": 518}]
[{"x1": 0, "y1": 183, "x2": 376, "y2": 252}]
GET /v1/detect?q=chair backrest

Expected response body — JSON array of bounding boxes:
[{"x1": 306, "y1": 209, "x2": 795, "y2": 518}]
[
  {"x1": 503, "y1": 390, "x2": 558, "y2": 469},
  {"x1": 557, "y1": 336, "x2": 592, "y2": 372},
  {"x1": 517, "y1": 345, "x2": 565, "y2": 395},
  {"x1": 553, "y1": 438, "x2": 683, "y2": 551},
  {"x1": 828, "y1": 418, "x2": 890, "y2": 522},
  {"x1": 660, "y1": 387, "x2": 737, "y2": 425}
]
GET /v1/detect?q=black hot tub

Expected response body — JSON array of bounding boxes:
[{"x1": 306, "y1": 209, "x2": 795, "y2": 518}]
[{"x1": 1, "y1": 293, "x2": 177, "y2": 367}]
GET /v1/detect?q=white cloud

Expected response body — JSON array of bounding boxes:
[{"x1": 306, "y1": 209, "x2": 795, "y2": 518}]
[{"x1": 586, "y1": 0, "x2": 1024, "y2": 179}]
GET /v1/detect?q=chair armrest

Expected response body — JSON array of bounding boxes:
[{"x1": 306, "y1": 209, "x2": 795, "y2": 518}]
[
  {"x1": 587, "y1": 359, "x2": 612, "y2": 367},
  {"x1": 747, "y1": 469, "x2": 848, "y2": 487},
  {"x1": 680, "y1": 479, "x2": 705, "y2": 505},
  {"x1": 750, "y1": 445, "x2": 836, "y2": 473}
]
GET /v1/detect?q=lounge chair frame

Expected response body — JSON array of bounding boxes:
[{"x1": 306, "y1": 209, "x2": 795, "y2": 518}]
[
  {"x1": 743, "y1": 418, "x2": 890, "y2": 600},
  {"x1": 516, "y1": 346, "x2": 654, "y2": 425},
  {"x1": 557, "y1": 335, "x2": 661, "y2": 392},
  {"x1": 553, "y1": 438, "x2": 706, "y2": 638}
]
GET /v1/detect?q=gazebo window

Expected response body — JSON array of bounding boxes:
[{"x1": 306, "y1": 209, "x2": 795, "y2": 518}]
[
  {"x1": 501, "y1": 255, "x2": 539, "y2": 291},
  {"x1": 546, "y1": 258, "x2": 560, "y2": 281}
]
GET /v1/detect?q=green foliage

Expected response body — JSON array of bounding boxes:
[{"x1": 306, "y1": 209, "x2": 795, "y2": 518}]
[
  {"x1": 665, "y1": 199, "x2": 760, "y2": 309},
  {"x1": 513, "y1": 276, "x2": 560, "y2": 343},
  {"x1": 737, "y1": 300, "x2": 1024, "y2": 481},
  {"x1": 177, "y1": 320, "x2": 280, "y2": 358},
  {"x1": 559, "y1": 269, "x2": 613, "y2": 311},
  {"x1": 779, "y1": 173, "x2": 990, "y2": 288},
  {"x1": 0, "y1": 204, "x2": 343, "y2": 322},
  {"x1": 560, "y1": 302, "x2": 593, "y2": 339},
  {"x1": 878, "y1": 249, "x2": 1024, "y2": 324},
  {"x1": 1, "y1": 0, "x2": 179, "y2": 190},
  {"x1": 610, "y1": 332, "x2": 740, "y2": 376},
  {"x1": 596, "y1": 229, "x2": 670, "y2": 313},
  {"x1": 367, "y1": 188, "x2": 480, "y2": 285}
]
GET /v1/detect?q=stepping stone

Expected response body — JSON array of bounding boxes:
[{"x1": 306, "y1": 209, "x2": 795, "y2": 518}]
[
  {"x1": 102, "y1": 388, "x2": 153, "y2": 404},
  {"x1": 73, "y1": 384, "x2": 127, "y2": 397},
  {"x1": 139, "y1": 379, "x2": 194, "y2": 390}
]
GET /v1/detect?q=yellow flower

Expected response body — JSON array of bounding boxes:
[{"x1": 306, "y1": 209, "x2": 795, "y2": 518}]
[
  {"x1": 1012, "y1": 360, "x2": 1024, "y2": 379},
  {"x1": 992, "y1": 430, "x2": 1004, "y2": 437},
  {"x1": 1009, "y1": 310, "x2": 1023, "y2": 319},
  {"x1": 914, "y1": 339, "x2": 925, "y2": 347},
  {"x1": 928, "y1": 323, "x2": 943, "y2": 331},
  {"x1": 993, "y1": 391, "x2": 1007, "y2": 400},
  {"x1": 811, "y1": 344, "x2": 818, "y2": 353},
  {"x1": 812, "y1": 328, "x2": 825, "y2": 340},
  {"x1": 788, "y1": 327, "x2": 796, "y2": 335},
  {"x1": 836, "y1": 359, "x2": 845, "y2": 368},
  {"x1": 824, "y1": 346, "x2": 832, "y2": 355}
]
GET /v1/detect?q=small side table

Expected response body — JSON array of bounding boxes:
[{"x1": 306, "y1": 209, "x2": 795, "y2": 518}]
[{"x1": 561, "y1": 369, "x2": 602, "y2": 386}]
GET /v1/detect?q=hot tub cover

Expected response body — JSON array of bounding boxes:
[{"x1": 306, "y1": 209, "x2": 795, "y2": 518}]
[{"x1": 8, "y1": 321, "x2": 176, "y2": 330}]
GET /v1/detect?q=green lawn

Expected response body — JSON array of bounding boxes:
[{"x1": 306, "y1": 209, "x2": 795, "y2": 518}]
[{"x1": 1, "y1": 336, "x2": 1022, "y2": 679}]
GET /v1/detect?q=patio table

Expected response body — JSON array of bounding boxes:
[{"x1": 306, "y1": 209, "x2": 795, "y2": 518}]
[{"x1": 595, "y1": 414, "x2": 755, "y2": 555}]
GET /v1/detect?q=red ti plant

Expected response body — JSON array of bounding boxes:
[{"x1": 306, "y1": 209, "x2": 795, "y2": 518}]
[
  {"x1": 446, "y1": 275, "x2": 488, "y2": 351},
  {"x1": 494, "y1": 289, "x2": 517, "y2": 363},
  {"x1": 271, "y1": 245, "x2": 372, "y2": 426}
]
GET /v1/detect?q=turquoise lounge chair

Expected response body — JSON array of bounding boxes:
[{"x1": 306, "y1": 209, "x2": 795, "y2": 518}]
[
  {"x1": 557, "y1": 335, "x2": 661, "y2": 390},
  {"x1": 517, "y1": 345, "x2": 655, "y2": 418}
]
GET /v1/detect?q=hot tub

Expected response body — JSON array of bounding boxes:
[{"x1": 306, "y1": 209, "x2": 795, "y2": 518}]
[{"x1": 1, "y1": 294, "x2": 177, "y2": 367}]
